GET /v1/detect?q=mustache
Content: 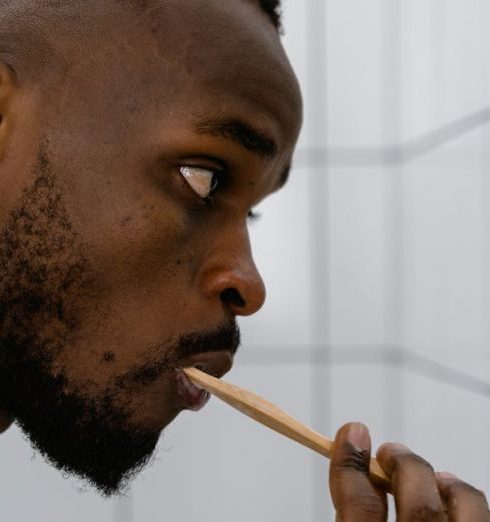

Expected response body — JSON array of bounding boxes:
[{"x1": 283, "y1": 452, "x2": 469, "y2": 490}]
[
  {"x1": 115, "y1": 321, "x2": 240, "y2": 389},
  {"x1": 177, "y1": 320, "x2": 240, "y2": 359}
]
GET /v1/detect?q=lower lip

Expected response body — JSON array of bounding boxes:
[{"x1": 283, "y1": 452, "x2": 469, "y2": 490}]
[{"x1": 175, "y1": 369, "x2": 210, "y2": 411}]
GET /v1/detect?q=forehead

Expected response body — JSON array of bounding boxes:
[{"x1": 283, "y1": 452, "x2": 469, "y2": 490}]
[
  {"x1": 67, "y1": 0, "x2": 302, "y2": 149},
  {"x1": 144, "y1": 1, "x2": 298, "y2": 99}
]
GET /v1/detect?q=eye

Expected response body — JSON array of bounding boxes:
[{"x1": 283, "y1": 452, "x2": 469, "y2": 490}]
[{"x1": 179, "y1": 166, "x2": 222, "y2": 200}]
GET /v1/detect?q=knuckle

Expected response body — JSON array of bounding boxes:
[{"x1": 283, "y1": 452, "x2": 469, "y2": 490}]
[
  {"x1": 333, "y1": 442, "x2": 369, "y2": 474},
  {"x1": 337, "y1": 493, "x2": 386, "y2": 518},
  {"x1": 404, "y1": 503, "x2": 445, "y2": 521},
  {"x1": 465, "y1": 484, "x2": 488, "y2": 503},
  {"x1": 392, "y1": 453, "x2": 433, "y2": 475},
  {"x1": 474, "y1": 488, "x2": 489, "y2": 505},
  {"x1": 447, "y1": 481, "x2": 489, "y2": 504}
]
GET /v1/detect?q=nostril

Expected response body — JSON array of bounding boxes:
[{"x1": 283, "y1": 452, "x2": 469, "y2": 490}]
[{"x1": 220, "y1": 288, "x2": 246, "y2": 309}]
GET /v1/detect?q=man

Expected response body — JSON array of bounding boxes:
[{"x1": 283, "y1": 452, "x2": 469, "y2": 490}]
[{"x1": 0, "y1": 0, "x2": 487, "y2": 519}]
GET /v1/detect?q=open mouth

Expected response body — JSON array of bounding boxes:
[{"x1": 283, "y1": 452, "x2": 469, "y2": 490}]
[
  {"x1": 174, "y1": 351, "x2": 233, "y2": 411},
  {"x1": 175, "y1": 369, "x2": 210, "y2": 411}
]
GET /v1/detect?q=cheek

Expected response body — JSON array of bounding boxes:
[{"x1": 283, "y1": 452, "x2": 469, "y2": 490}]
[
  {"x1": 82, "y1": 192, "x2": 196, "y2": 297},
  {"x1": 55, "y1": 149, "x2": 194, "y2": 285},
  {"x1": 44, "y1": 133, "x2": 206, "y2": 368},
  {"x1": 54, "y1": 194, "x2": 198, "y2": 386}
]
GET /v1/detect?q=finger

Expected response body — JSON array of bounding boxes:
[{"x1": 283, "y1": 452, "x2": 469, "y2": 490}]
[
  {"x1": 377, "y1": 443, "x2": 446, "y2": 521},
  {"x1": 329, "y1": 422, "x2": 387, "y2": 521},
  {"x1": 436, "y1": 472, "x2": 490, "y2": 522}
]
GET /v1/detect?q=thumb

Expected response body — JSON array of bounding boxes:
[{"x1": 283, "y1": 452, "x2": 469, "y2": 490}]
[{"x1": 329, "y1": 422, "x2": 387, "y2": 521}]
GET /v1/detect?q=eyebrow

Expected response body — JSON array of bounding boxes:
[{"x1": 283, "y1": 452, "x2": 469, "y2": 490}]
[{"x1": 195, "y1": 117, "x2": 278, "y2": 159}]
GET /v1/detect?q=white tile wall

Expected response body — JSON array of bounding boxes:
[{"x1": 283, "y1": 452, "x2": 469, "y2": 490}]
[
  {"x1": 403, "y1": 372, "x2": 490, "y2": 493},
  {"x1": 403, "y1": 131, "x2": 487, "y2": 362},
  {"x1": 330, "y1": 365, "x2": 405, "y2": 444},
  {"x1": 325, "y1": 0, "x2": 387, "y2": 148},
  {"x1": 131, "y1": 365, "x2": 315, "y2": 522},
  {"x1": 0, "y1": 426, "x2": 114, "y2": 522},
  {"x1": 440, "y1": 0, "x2": 488, "y2": 124},
  {"x1": 242, "y1": 167, "x2": 312, "y2": 350},
  {"x1": 327, "y1": 167, "x2": 392, "y2": 346},
  {"x1": 400, "y1": 0, "x2": 443, "y2": 139}
]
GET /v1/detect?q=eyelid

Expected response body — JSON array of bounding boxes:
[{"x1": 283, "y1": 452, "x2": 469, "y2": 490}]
[{"x1": 179, "y1": 155, "x2": 227, "y2": 173}]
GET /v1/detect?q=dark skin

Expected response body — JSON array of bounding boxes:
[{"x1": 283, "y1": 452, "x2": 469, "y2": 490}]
[
  {"x1": 0, "y1": 0, "x2": 488, "y2": 517},
  {"x1": 331, "y1": 423, "x2": 489, "y2": 521}
]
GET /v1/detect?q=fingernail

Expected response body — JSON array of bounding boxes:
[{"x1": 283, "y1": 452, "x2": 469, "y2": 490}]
[{"x1": 346, "y1": 422, "x2": 369, "y2": 449}]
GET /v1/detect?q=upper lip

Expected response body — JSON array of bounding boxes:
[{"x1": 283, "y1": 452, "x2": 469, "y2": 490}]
[{"x1": 177, "y1": 350, "x2": 233, "y2": 379}]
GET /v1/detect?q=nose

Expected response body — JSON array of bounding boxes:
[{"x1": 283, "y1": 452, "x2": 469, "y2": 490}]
[{"x1": 199, "y1": 229, "x2": 266, "y2": 317}]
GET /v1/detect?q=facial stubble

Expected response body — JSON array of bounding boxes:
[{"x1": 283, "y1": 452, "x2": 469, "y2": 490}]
[
  {"x1": 0, "y1": 147, "x2": 167, "y2": 495},
  {"x1": 0, "y1": 146, "x2": 241, "y2": 496}
]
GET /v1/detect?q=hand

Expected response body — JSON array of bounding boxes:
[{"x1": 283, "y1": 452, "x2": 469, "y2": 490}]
[{"x1": 329, "y1": 422, "x2": 490, "y2": 521}]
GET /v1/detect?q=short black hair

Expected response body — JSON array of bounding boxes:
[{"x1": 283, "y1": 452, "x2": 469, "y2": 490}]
[{"x1": 259, "y1": 0, "x2": 282, "y2": 31}]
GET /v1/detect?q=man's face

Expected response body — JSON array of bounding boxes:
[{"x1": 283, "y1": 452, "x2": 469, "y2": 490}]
[{"x1": 0, "y1": 1, "x2": 302, "y2": 495}]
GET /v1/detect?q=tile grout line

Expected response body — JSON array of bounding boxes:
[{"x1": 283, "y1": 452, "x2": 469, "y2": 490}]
[
  {"x1": 305, "y1": 0, "x2": 330, "y2": 520},
  {"x1": 294, "y1": 105, "x2": 490, "y2": 168},
  {"x1": 382, "y1": 0, "x2": 405, "y2": 445}
]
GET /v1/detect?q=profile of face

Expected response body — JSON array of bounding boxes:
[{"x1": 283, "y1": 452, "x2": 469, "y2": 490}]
[{"x1": 0, "y1": 0, "x2": 302, "y2": 495}]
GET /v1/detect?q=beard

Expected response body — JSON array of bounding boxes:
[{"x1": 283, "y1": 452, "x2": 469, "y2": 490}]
[{"x1": 0, "y1": 144, "x2": 240, "y2": 496}]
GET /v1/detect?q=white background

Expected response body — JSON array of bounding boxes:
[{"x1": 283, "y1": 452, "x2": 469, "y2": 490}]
[{"x1": 2, "y1": 1, "x2": 490, "y2": 520}]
